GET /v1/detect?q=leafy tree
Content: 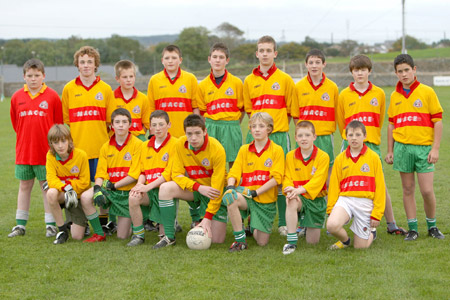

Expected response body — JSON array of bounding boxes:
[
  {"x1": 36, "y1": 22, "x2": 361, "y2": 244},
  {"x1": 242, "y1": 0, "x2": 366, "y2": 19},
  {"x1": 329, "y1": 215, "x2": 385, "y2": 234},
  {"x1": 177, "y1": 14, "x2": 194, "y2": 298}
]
[
  {"x1": 175, "y1": 27, "x2": 210, "y2": 70},
  {"x1": 339, "y1": 39, "x2": 359, "y2": 57},
  {"x1": 277, "y1": 42, "x2": 309, "y2": 60},
  {"x1": 231, "y1": 43, "x2": 257, "y2": 63},
  {"x1": 214, "y1": 22, "x2": 245, "y2": 50},
  {"x1": 392, "y1": 35, "x2": 429, "y2": 51}
]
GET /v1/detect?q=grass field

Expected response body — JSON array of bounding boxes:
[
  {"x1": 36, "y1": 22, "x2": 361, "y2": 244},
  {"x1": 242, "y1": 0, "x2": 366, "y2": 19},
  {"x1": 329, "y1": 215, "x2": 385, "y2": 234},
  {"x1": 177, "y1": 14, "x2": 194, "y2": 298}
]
[{"x1": 1, "y1": 87, "x2": 450, "y2": 299}]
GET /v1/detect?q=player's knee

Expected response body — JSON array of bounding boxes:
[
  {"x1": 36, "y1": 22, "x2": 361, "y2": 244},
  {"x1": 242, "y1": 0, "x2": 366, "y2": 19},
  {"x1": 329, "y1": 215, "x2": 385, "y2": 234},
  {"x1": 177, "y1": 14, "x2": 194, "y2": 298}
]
[
  {"x1": 80, "y1": 191, "x2": 92, "y2": 206},
  {"x1": 129, "y1": 194, "x2": 141, "y2": 207},
  {"x1": 19, "y1": 179, "x2": 34, "y2": 191},
  {"x1": 159, "y1": 181, "x2": 177, "y2": 199},
  {"x1": 326, "y1": 219, "x2": 341, "y2": 234},
  {"x1": 46, "y1": 188, "x2": 59, "y2": 204},
  {"x1": 71, "y1": 231, "x2": 84, "y2": 240}
]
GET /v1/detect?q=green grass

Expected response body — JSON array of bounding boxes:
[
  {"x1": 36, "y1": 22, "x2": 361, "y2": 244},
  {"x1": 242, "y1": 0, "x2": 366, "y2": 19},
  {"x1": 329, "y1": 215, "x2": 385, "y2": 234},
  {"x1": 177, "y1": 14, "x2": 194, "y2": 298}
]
[{"x1": 1, "y1": 87, "x2": 450, "y2": 299}]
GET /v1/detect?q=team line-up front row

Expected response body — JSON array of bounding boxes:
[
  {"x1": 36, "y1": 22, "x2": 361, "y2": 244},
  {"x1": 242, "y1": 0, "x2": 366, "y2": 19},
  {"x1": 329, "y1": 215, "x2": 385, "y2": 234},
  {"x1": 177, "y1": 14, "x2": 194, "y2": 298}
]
[{"x1": 8, "y1": 36, "x2": 444, "y2": 254}]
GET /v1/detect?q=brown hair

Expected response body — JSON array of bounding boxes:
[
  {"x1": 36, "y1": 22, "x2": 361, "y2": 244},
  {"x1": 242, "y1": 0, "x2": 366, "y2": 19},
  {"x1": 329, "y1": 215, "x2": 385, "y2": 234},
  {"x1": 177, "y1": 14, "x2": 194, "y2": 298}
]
[
  {"x1": 296, "y1": 120, "x2": 316, "y2": 135},
  {"x1": 249, "y1": 112, "x2": 274, "y2": 135},
  {"x1": 23, "y1": 59, "x2": 45, "y2": 75},
  {"x1": 349, "y1": 55, "x2": 372, "y2": 72},
  {"x1": 162, "y1": 45, "x2": 182, "y2": 57},
  {"x1": 114, "y1": 60, "x2": 136, "y2": 77},
  {"x1": 47, "y1": 124, "x2": 74, "y2": 156},
  {"x1": 257, "y1": 35, "x2": 277, "y2": 51},
  {"x1": 210, "y1": 42, "x2": 230, "y2": 58},
  {"x1": 73, "y1": 46, "x2": 100, "y2": 72}
]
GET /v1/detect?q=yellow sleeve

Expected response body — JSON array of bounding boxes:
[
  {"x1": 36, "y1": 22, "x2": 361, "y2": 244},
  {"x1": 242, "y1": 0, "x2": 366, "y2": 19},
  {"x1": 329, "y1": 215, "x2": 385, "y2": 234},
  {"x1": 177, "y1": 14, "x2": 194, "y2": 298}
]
[
  {"x1": 46, "y1": 152, "x2": 65, "y2": 192},
  {"x1": 227, "y1": 146, "x2": 245, "y2": 184},
  {"x1": 282, "y1": 151, "x2": 295, "y2": 192},
  {"x1": 70, "y1": 152, "x2": 91, "y2": 195},
  {"x1": 303, "y1": 152, "x2": 330, "y2": 199},
  {"x1": 337, "y1": 91, "x2": 346, "y2": 136},
  {"x1": 196, "y1": 80, "x2": 207, "y2": 113},
  {"x1": 205, "y1": 144, "x2": 227, "y2": 216},
  {"x1": 370, "y1": 155, "x2": 386, "y2": 221},
  {"x1": 95, "y1": 143, "x2": 109, "y2": 180},
  {"x1": 235, "y1": 77, "x2": 244, "y2": 112},
  {"x1": 147, "y1": 78, "x2": 156, "y2": 113},
  {"x1": 161, "y1": 139, "x2": 178, "y2": 182},
  {"x1": 429, "y1": 89, "x2": 443, "y2": 122},
  {"x1": 171, "y1": 141, "x2": 197, "y2": 191},
  {"x1": 291, "y1": 84, "x2": 300, "y2": 119},
  {"x1": 62, "y1": 86, "x2": 70, "y2": 125},
  {"x1": 327, "y1": 156, "x2": 341, "y2": 215},
  {"x1": 190, "y1": 75, "x2": 199, "y2": 109},
  {"x1": 270, "y1": 146, "x2": 285, "y2": 184},
  {"x1": 127, "y1": 141, "x2": 143, "y2": 180},
  {"x1": 285, "y1": 76, "x2": 297, "y2": 117},
  {"x1": 105, "y1": 88, "x2": 114, "y2": 124},
  {"x1": 141, "y1": 92, "x2": 151, "y2": 131},
  {"x1": 243, "y1": 78, "x2": 252, "y2": 114},
  {"x1": 379, "y1": 89, "x2": 386, "y2": 128}
]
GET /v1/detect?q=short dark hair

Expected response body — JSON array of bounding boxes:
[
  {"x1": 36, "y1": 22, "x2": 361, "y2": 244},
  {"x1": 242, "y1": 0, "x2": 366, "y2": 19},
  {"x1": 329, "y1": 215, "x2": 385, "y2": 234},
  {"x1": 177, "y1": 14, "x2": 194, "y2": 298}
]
[
  {"x1": 305, "y1": 49, "x2": 325, "y2": 63},
  {"x1": 257, "y1": 35, "x2": 277, "y2": 51},
  {"x1": 210, "y1": 42, "x2": 230, "y2": 58},
  {"x1": 296, "y1": 120, "x2": 316, "y2": 135},
  {"x1": 345, "y1": 120, "x2": 366, "y2": 136},
  {"x1": 111, "y1": 108, "x2": 131, "y2": 124},
  {"x1": 349, "y1": 55, "x2": 372, "y2": 72},
  {"x1": 150, "y1": 110, "x2": 170, "y2": 124},
  {"x1": 23, "y1": 59, "x2": 45, "y2": 75},
  {"x1": 183, "y1": 114, "x2": 206, "y2": 131},
  {"x1": 162, "y1": 45, "x2": 182, "y2": 57},
  {"x1": 394, "y1": 54, "x2": 415, "y2": 70}
]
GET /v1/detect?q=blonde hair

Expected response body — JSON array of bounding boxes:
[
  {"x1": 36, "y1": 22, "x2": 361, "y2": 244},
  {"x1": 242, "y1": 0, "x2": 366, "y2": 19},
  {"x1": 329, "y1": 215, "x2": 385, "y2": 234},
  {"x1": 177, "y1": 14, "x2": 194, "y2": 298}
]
[
  {"x1": 47, "y1": 124, "x2": 74, "y2": 156},
  {"x1": 249, "y1": 112, "x2": 274, "y2": 135},
  {"x1": 114, "y1": 59, "x2": 136, "y2": 77},
  {"x1": 296, "y1": 120, "x2": 315, "y2": 135}
]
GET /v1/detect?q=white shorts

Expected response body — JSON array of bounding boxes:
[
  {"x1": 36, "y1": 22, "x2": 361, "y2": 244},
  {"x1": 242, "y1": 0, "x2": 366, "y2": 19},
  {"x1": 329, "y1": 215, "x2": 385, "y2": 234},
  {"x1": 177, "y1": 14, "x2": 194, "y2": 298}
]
[{"x1": 333, "y1": 196, "x2": 373, "y2": 240}]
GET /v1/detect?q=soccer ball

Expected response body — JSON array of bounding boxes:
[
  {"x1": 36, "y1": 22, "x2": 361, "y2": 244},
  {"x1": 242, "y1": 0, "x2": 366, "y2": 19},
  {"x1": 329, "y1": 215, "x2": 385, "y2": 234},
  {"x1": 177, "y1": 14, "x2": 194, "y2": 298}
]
[{"x1": 186, "y1": 227, "x2": 211, "y2": 250}]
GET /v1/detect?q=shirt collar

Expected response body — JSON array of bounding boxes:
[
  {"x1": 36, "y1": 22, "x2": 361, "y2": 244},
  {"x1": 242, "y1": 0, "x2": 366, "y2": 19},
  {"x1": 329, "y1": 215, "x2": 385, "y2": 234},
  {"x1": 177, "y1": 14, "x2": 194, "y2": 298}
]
[
  {"x1": 24, "y1": 83, "x2": 47, "y2": 98},
  {"x1": 114, "y1": 87, "x2": 138, "y2": 103},
  {"x1": 294, "y1": 145, "x2": 318, "y2": 166},
  {"x1": 184, "y1": 134, "x2": 209, "y2": 154},
  {"x1": 75, "y1": 76, "x2": 101, "y2": 91},
  {"x1": 349, "y1": 81, "x2": 373, "y2": 97},
  {"x1": 345, "y1": 143, "x2": 368, "y2": 163},
  {"x1": 109, "y1": 132, "x2": 132, "y2": 151},
  {"x1": 148, "y1": 133, "x2": 171, "y2": 153},
  {"x1": 395, "y1": 78, "x2": 420, "y2": 98},
  {"x1": 248, "y1": 139, "x2": 271, "y2": 157},
  {"x1": 164, "y1": 68, "x2": 181, "y2": 85},
  {"x1": 252, "y1": 64, "x2": 277, "y2": 80},
  {"x1": 209, "y1": 69, "x2": 228, "y2": 89},
  {"x1": 307, "y1": 73, "x2": 326, "y2": 91},
  {"x1": 56, "y1": 151, "x2": 74, "y2": 164}
]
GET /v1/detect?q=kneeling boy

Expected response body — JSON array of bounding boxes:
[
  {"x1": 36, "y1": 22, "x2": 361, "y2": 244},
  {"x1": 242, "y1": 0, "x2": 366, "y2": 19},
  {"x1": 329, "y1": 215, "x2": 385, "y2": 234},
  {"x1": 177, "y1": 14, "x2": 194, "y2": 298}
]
[
  {"x1": 81, "y1": 108, "x2": 142, "y2": 242},
  {"x1": 327, "y1": 120, "x2": 385, "y2": 249},
  {"x1": 282, "y1": 121, "x2": 329, "y2": 255},
  {"x1": 223, "y1": 112, "x2": 285, "y2": 252}
]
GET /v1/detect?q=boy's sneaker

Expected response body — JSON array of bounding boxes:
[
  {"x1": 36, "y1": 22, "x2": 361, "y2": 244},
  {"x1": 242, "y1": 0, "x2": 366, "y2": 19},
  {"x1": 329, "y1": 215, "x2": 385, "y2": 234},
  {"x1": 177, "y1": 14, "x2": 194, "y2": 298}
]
[
  {"x1": 175, "y1": 220, "x2": 183, "y2": 233},
  {"x1": 144, "y1": 220, "x2": 158, "y2": 232},
  {"x1": 244, "y1": 225, "x2": 254, "y2": 237},
  {"x1": 404, "y1": 230, "x2": 419, "y2": 241},
  {"x1": 228, "y1": 241, "x2": 248, "y2": 252},
  {"x1": 8, "y1": 225, "x2": 26, "y2": 238},
  {"x1": 329, "y1": 240, "x2": 349, "y2": 250},
  {"x1": 278, "y1": 226, "x2": 288, "y2": 236},
  {"x1": 83, "y1": 233, "x2": 106, "y2": 243},
  {"x1": 102, "y1": 221, "x2": 117, "y2": 236},
  {"x1": 297, "y1": 227, "x2": 306, "y2": 237},
  {"x1": 371, "y1": 228, "x2": 377, "y2": 241},
  {"x1": 127, "y1": 235, "x2": 145, "y2": 247},
  {"x1": 84, "y1": 226, "x2": 91, "y2": 237},
  {"x1": 428, "y1": 227, "x2": 445, "y2": 239},
  {"x1": 53, "y1": 230, "x2": 69, "y2": 245},
  {"x1": 46, "y1": 225, "x2": 58, "y2": 237},
  {"x1": 387, "y1": 226, "x2": 407, "y2": 235},
  {"x1": 282, "y1": 244, "x2": 297, "y2": 255},
  {"x1": 153, "y1": 235, "x2": 176, "y2": 249}
]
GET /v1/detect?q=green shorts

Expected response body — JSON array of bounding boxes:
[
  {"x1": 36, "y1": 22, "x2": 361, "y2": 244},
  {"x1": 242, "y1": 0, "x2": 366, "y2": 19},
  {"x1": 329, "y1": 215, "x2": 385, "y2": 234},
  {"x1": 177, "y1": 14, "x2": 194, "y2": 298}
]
[
  {"x1": 246, "y1": 131, "x2": 290, "y2": 155},
  {"x1": 15, "y1": 164, "x2": 46, "y2": 181},
  {"x1": 148, "y1": 188, "x2": 161, "y2": 224},
  {"x1": 107, "y1": 190, "x2": 130, "y2": 218},
  {"x1": 341, "y1": 140, "x2": 381, "y2": 158},
  {"x1": 64, "y1": 205, "x2": 88, "y2": 227},
  {"x1": 240, "y1": 199, "x2": 277, "y2": 234},
  {"x1": 313, "y1": 134, "x2": 334, "y2": 165},
  {"x1": 298, "y1": 195, "x2": 327, "y2": 228},
  {"x1": 393, "y1": 142, "x2": 434, "y2": 173},
  {"x1": 193, "y1": 192, "x2": 228, "y2": 223},
  {"x1": 205, "y1": 118, "x2": 242, "y2": 163}
]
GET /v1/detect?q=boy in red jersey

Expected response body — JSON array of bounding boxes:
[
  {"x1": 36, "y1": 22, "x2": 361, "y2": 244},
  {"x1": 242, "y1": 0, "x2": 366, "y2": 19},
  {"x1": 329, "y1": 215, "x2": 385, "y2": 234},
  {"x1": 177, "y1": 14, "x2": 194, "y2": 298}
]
[
  {"x1": 327, "y1": 121, "x2": 385, "y2": 249},
  {"x1": 112, "y1": 60, "x2": 150, "y2": 141},
  {"x1": 243, "y1": 36, "x2": 297, "y2": 236},
  {"x1": 147, "y1": 45, "x2": 200, "y2": 138},
  {"x1": 385, "y1": 54, "x2": 444, "y2": 241},
  {"x1": 45, "y1": 124, "x2": 90, "y2": 244},
  {"x1": 337, "y1": 55, "x2": 406, "y2": 236},
  {"x1": 9, "y1": 59, "x2": 63, "y2": 238},
  {"x1": 62, "y1": 46, "x2": 116, "y2": 233},
  {"x1": 80, "y1": 108, "x2": 142, "y2": 242},
  {"x1": 156, "y1": 114, "x2": 227, "y2": 249},
  {"x1": 127, "y1": 110, "x2": 178, "y2": 246},
  {"x1": 282, "y1": 121, "x2": 329, "y2": 255},
  {"x1": 223, "y1": 112, "x2": 285, "y2": 252},
  {"x1": 197, "y1": 42, "x2": 244, "y2": 168}
]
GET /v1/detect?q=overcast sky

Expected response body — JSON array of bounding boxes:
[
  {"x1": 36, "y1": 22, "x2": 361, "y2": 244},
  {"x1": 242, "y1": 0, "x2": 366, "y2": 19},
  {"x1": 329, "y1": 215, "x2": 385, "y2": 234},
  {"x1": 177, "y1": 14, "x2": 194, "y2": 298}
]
[{"x1": 1, "y1": 0, "x2": 448, "y2": 45}]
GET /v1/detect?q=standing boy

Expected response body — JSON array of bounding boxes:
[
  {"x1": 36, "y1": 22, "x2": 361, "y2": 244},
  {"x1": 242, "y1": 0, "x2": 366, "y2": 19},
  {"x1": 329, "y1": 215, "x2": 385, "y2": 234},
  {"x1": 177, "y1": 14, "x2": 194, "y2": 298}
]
[
  {"x1": 337, "y1": 55, "x2": 405, "y2": 236},
  {"x1": 197, "y1": 42, "x2": 244, "y2": 167},
  {"x1": 147, "y1": 45, "x2": 200, "y2": 138},
  {"x1": 9, "y1": 59, "x2": 63, "y2": 238},
  {"x1": 385, "y1": 54, "x2": 444, "y2": 241},
  {"x1": 327, "y1": 121, "x2": 385, "y2": 249},
  {"x1": 127, "y1": 110, "x2": 178, "y2": 246},
  {"x1": 282, "y1": 121, "x2": 329, "y2": 254},
  {"x1": 243, "y1": 36, "x2": 297, "y2": 235},
  {"x1": 223, "y1": 113, "x2": 285, "y2": 252},
  {"x1": 156, "y1": 114, "x2": 227, "y2": 249},
  {"x1": 80, "y1": 108, "x2": 142, "y2": 242},
  {"x1": 45, "y1": 124, "x2": 90, "y2": 244},
  {"x1": 112, "y1": 60, "x2": 150, "y2": 141}
]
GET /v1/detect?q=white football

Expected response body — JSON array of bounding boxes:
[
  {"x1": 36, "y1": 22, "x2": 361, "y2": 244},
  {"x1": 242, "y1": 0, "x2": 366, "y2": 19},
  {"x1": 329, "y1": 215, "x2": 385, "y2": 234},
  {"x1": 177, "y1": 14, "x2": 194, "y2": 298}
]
[{"x1": 186, "y1": 227, "x2": 212, "y2": 250}]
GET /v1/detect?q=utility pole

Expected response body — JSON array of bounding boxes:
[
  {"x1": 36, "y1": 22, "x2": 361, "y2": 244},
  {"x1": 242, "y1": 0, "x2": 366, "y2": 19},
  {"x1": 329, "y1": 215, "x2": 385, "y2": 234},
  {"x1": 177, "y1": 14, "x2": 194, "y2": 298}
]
[{"x1": 402, "y1": 0, "x2": 407, "y2": 54}]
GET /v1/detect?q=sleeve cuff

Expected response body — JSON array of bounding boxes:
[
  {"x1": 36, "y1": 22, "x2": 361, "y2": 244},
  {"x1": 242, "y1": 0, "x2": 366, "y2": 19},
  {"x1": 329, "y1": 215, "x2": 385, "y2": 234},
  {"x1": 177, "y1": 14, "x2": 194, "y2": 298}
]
[
  {"x1": 193, "y1": 183, "x2": 201, "y2": 191},
  {"x1": 204, "y1": 212, "x2": 214, "y2": 220},
  {"x1": 370, "y1": 216, "x2": 380, "y2": 221}
]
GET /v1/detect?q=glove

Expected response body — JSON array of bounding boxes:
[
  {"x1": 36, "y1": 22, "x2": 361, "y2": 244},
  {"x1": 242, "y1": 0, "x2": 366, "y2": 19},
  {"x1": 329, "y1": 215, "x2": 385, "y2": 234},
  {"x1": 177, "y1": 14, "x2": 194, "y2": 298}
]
[
  {"x1": 42, "y1": 181, "x2": 49, "y2": 192},
  {"x1": 64, "y1": 185, "x2": 78, "y2": 209},
  {"x1": 222, "y1": 189, "x2": 238, "y2": 206},
  {"x1": 237, "y1": 186, "x2": 257, "y2": 199},
  {"x1": 102, "y1": 179, "x2": 116, "y2": 191},
  {"x1": 93, "y1": 184, "x2": 107, "y2": 207}
]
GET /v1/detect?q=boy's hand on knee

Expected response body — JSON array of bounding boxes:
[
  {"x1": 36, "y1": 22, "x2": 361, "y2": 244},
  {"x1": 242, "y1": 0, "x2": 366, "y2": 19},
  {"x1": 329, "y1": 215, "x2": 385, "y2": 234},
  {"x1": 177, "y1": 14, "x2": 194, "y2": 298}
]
[
  {"x1": 198, "y1": 185, "x2": 221, "y2": 199},
  {"x1": 102, "y1": 179, "x2": 116, "y2": 191},
  {"x1": 222, "y1": 188, "x2": 238, "y2": 206},
  {"x1": 93, "y1": 185, "x2": 107, "y2": 207}
]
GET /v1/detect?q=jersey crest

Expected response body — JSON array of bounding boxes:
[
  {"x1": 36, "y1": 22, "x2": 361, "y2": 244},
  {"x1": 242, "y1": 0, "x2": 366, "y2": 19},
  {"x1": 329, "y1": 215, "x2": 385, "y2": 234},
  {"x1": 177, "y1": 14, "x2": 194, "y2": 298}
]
[
  {"x1": 179, "y1": 85, "x2": 187, "y2": 93},
  {"x1": 201, "y1": 158, "x2": 210, "y2": 167},
  {"x1": 271, "y1": 82, "x2": 280, "y2": 91},
  {"x1": 95, "y1": 92, "x2": 104, "y2": 100},
  {"x1": 413, "y1": 99, "x2": 423, "y2": 108},
  {"x1": 321, "y1": 93, "x2": 330, "y2": 101},
  {"x1": 264, "y1": 158, "x2": 273, "y2": 167},
  {"x1": 311, "y1": 166, "x2": 317, "y2": 175},
  {"x1": 123, "y1": 152, "x2": 132, "y2": 161},
  {"x1": 370, "y1": 98, "x2": 378, "y2": 106},
  {"x1": 39, "y1": 101, "x2": 48, "y2": 109},
  {"x1": 132, "y1": 105, "x2": 141, "y2": 114},
  {"x1": 225, "y1": 87, "x2": 234, "y2": 96},
  {"x1": 361, "y1": 163, "x2": 370, "y2": 173},
  {"x1": 162, "y1": 153, "x2": 169, "y2": 162},
  {"x1": 70, "y1": 165, "x2": 80, "y2": 174}
]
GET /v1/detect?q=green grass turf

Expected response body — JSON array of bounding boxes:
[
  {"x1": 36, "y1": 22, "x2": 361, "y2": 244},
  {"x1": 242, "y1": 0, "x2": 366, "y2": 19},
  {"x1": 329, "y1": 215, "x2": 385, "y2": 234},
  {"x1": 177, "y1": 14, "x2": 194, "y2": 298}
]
[{"x1": 1, "y1": 87, "x2": 450, "y2": 299}]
